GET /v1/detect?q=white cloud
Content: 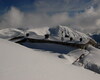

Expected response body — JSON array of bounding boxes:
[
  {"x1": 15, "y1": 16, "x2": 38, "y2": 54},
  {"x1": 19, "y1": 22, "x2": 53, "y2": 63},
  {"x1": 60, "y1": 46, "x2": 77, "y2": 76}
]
[
  {"x1": 72, "y1": 7, "x2": 100, "y2": 32},
  {"x1": 0, "y1": 6, "x2": 100, "y2": 33},
  {"x1": 0, "y1": 7, "x2": 24, "y2": 29},
  {"x1": 0, "y1": 7, "x2": 69, "y2": 29}
]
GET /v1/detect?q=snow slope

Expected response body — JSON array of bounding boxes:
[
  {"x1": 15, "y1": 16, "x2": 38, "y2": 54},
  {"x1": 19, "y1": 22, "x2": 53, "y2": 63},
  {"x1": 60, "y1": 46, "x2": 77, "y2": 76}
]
[{"x1": 0, "y1": 39, "x2": 100, "y2": 80}]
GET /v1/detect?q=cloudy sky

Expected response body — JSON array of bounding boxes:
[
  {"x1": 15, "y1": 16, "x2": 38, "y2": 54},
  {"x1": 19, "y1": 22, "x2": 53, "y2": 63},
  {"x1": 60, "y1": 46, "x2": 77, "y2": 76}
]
[{"x1": 0, "y1": 0, "x2": 100, "y2": 32}]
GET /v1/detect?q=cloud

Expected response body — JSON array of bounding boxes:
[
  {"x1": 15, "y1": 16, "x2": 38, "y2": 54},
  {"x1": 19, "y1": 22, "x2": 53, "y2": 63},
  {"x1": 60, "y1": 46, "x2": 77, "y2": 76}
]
[
  {"x1": 0, "y1": 7, "x2": 24, "y2": 29},
  {"x1": 0, "y1": 7, "x2": 70, "y2": 29},
  {"x1": 71, "y1": 7, "x2": 100, "y2": 32},
  {"x1": 0, "y1": 6, "x2": 100, "y2": 33}
]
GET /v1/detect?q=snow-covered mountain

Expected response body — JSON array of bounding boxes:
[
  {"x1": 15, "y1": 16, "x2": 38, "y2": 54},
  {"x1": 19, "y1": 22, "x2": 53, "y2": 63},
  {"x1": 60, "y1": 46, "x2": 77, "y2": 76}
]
[
  {"x1": 0, "y1": 28, "x2": 24, "y2": 40},
  {"x1": 25, "y1": 25, "x2": 96, "y2": 45},
  {"x1": 27, "y1": 25, "x2": 90, "y2": 41},
  {"x1": 49, "y1": 25, "x2": 88, "y2": 38},
  {"x1": 0, "y1": 25, "x2": 100, "y2": 79},
  {"x1": 0, "y1": 25, "x2": 97, "y2": 48},
  {"x1": 49, "y1": 25, "x2": 90, "y2": 44},
  {"x1": 0, "y1": 25, "x2": 95, "y2": 44},
  {"x1": 90, "y1": 30, "x2": 100, "y2": 43}
]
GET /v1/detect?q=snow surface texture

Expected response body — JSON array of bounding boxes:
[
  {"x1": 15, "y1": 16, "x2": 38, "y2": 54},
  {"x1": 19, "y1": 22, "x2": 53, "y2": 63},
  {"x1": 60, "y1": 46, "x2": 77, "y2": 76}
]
[{"x1": 0, "y1": 39, "x2": 100, "y2": 80}]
